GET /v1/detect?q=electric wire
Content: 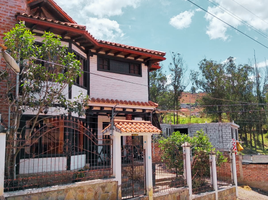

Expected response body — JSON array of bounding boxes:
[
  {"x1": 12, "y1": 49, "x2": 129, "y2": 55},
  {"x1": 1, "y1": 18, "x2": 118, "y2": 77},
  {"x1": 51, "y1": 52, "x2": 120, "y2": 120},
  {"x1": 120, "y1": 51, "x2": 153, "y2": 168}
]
[
  {"x1": 186, "y1": 0, "x2": 268, "y2": 49},
  {"x1": 232, "y1": 0, "x2": 268, "y2": 27},
  {"x1": 207, "y1": 0, "x2": 268, "y2": 39}
]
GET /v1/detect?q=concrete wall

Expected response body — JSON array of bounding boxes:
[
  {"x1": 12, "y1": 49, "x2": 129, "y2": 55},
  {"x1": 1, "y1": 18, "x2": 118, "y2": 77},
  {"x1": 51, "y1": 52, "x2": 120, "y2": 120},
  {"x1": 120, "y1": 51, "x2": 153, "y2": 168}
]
[
  {"x1": 139, "y1": 188, "x2": 189, "y2": 200},
  {"x1": 90, "y1": 55, "x2": 149, "y2": 102},
  {"x1": 5, "y1": 179, "x2": 118, "y2": 200},
  {"x1": 160, "y1": 123, "x2": 239, "y2": 151},
  {"x1": 193, "y1": 187, "x2": 236, "y2": 200}
]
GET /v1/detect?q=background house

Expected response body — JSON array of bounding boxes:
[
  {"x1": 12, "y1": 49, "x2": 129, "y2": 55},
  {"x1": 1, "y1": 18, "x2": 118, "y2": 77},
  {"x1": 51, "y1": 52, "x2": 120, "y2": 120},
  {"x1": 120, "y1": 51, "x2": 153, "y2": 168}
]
[{"x1": 161, "y1": 122, "x2": 239, "y2": 151}]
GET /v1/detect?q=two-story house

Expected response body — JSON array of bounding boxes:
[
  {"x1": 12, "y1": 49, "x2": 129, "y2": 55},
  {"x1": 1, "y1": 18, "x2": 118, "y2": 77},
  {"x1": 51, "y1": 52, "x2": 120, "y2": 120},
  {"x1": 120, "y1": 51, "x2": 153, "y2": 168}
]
[{"x1": 1, "y1": 0, "x2": 165, "y2": 195}]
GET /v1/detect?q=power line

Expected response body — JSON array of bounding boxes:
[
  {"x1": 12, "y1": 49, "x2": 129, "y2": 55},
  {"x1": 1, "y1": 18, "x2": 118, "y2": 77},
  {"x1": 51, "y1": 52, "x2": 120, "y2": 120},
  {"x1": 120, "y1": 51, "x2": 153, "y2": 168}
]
[
  {"x1": 207, "y1": 0, "x2": 268, "y2": 39},
  {"x1": 232, "y1": 0, "x2": 268, "y2": 27},
  {"x1": 186, "y1": 0, "x2": 268, "y2": 49},
  {"x1": 89, "y1": 71, "x2": 148, "y2": 87},
  {"x1": 28, "y1": 57, "x2": 149, "y2": 87}
]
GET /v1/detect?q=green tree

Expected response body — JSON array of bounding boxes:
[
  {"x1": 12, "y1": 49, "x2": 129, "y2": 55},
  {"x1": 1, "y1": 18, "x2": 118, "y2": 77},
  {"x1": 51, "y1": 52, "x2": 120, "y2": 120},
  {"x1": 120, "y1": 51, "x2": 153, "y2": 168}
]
[
  {"x1": 191, "y1": 57, "x2": 254, "y2": 122},
  {"x1": 158, "y1": 130, "x2": 226, "y2": 188},
  {"x1": 149, "y1": 67, "x2": 172, "y2": 110},
  {"x1": 169, "y1": 53, "x2": 187, "y2": 124},
  {"x1": 1, "y1": 23, "x2": 88, "y2": 177}
]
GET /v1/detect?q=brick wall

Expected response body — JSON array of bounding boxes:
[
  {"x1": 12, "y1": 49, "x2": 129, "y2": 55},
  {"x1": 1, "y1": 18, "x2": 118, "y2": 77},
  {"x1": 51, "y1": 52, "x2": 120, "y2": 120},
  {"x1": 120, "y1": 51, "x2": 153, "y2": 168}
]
[
  {"x1": 152, "y1": 142, "x2": 162, "y2": 163},
  {"x1": 0, "y1": 0, "x2": 28, "y2": 125},
  {"x1": 236, "y1": 155, "x2": 268, "y2": 192},
  {"x1": 90, "y1": 55, "x2": 149, "y2": 102},
  {"x1": 217, "y1": 154, "x2": 268, "y2": 192}
]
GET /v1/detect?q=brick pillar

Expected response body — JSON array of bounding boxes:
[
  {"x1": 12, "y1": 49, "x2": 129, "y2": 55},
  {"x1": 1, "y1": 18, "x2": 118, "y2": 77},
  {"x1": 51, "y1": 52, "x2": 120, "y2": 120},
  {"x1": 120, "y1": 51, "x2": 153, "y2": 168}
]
[{"x1": 0, "y1": 0, "x2": 28, "y2": 126}]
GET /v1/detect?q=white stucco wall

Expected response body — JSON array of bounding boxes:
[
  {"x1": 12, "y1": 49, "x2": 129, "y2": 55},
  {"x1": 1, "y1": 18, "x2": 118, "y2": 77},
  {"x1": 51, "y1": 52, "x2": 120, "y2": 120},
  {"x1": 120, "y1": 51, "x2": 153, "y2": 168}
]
[{"x1": 90, "y1": 55, "x2": 148, "y2": 102}]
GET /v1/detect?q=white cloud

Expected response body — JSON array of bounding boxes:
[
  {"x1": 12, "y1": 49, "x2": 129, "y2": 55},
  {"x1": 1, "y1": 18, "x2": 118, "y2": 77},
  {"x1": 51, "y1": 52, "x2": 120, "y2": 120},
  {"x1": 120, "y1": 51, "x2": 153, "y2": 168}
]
[
  {"x1": 84, "y1": 0, "x2": 141, "y2": 18},
  {"x1": 169, "y1": 10, "x2": 195, "y2": 29},
  {"x1": 86, "y1": 18, "x2": 124, "y2": 41},
  {"x1": 204, "y1": 0, "x2": 268, "y2": 40},
  {"x1": 254, "y1": 59, "x2": 268, "y2": 68},
  {"x1": 54, "y1": 0, "x2": 132, "y2": 41}
]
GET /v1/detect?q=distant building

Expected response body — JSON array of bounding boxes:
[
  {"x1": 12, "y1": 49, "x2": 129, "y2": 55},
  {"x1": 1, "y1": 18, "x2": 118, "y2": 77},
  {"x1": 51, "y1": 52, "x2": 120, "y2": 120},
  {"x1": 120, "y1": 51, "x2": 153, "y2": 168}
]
[
  {"x1": 160, "y1": 122, "x2": 239, "y2": 151},
  {"x1": 179, "y1": 92, "x2": 206, "y2": 116}
]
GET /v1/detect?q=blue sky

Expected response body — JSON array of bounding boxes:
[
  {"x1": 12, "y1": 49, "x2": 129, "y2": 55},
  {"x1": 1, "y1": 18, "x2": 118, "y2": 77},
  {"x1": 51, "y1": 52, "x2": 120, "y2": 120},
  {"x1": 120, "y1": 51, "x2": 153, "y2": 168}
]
[{"x1": 55, "y1": 0, "x2": 268, "y2": 90}]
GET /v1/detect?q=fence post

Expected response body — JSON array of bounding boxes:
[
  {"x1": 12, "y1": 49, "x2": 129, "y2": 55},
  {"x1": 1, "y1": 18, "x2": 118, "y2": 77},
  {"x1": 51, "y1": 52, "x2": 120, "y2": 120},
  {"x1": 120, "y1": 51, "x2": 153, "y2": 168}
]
[
  {"x1": 182, "y1": 142, "x2": 192, "y2": 200},
  {"x1": 232, "y1": 151, "x2": 238, "y2": 198},
  {"x1": 210, "y1": 152, "x2": 218, "y2": 200},
  {"x1": 111, "y1": 131, "x2": 121, "y2": 199},
  {"x1": 143, "y1": 134, "x2": 153, "y2": 200},
  {"x1": 0, "y1": 133, "x2": 6, "y2": 199}
]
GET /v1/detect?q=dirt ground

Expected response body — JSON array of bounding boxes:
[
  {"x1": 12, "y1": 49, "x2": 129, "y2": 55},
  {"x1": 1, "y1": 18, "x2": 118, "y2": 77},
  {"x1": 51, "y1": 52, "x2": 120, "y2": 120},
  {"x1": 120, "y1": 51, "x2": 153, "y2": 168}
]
[{"x1": 238, "y1": 186, "x2": 268, "y2": 200}]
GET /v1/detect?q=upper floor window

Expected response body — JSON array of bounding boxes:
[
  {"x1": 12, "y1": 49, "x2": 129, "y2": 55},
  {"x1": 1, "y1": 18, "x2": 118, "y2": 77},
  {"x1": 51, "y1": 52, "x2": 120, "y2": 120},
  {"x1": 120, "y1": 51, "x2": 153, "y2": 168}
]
[
  {"x1": 98, "y1": 56, "x2": 141, "y2": 76},
  {"x1": 99, "y1": 58, "x2": 109, "y2": 70}
]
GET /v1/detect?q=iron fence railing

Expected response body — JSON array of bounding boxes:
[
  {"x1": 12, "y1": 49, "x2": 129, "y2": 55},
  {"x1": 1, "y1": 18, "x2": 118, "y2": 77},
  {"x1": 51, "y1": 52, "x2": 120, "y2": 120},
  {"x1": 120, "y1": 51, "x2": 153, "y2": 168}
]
[
  {"x1": 152, "y1": 162, "x2": 186, "y2": 193},
  {"x1": 4, "y1": 116, "x2": 113, "y2": 192},
  {"x1": 121, "y1": 142, "x2": 146, "y2": 199},
  {"x1": 217, "y1": 154, "x2": 233, "y2": 189},
  {"x1": 191, "y1": 151, "x2": 213, "y2": 194}
]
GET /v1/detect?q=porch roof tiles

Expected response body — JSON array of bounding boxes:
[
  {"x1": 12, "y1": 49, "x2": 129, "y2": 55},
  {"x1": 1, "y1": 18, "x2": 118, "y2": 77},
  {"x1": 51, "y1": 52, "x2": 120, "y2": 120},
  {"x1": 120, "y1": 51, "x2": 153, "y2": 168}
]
[
  {"x1": 102, "y1": 119, "x2": 161, "y2": 134},
  {"x1": 88, "y1": 98, "x2": 158, "y2": 108}
]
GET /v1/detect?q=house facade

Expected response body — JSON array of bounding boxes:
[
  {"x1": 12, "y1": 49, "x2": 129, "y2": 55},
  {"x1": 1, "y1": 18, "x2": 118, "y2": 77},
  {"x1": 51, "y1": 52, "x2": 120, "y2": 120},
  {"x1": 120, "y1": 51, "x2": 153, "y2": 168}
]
[{"x1": 0, "y1": 0, "x2": 165, "y2": 198}]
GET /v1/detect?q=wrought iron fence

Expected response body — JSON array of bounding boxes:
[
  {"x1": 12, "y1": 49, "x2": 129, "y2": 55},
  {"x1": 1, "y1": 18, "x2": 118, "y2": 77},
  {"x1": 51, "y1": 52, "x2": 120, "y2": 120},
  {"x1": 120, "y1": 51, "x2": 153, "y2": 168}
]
[
  {"x1": 4, "y1": 115, "x2": 113, "y2": 192},
  {"x1": 152, "y1": 150, "x2": 186, "y2": 194},
  {"x1": 191, "y1": 151, "x2": 213, "y2": 194},
  {"x1": 217, "y1": 154, "x2": 233, "y2": 189},
  {"x1": 121, "y1": 140, "x2": 146, "y2": 199}
]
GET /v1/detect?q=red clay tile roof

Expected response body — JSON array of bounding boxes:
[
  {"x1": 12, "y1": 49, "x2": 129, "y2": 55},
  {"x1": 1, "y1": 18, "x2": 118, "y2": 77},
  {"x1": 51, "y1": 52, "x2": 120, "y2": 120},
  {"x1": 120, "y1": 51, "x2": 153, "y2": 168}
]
[
  {"x1": 16, "y1": 13, "x2": 165, "y2": 58},
  {"x1": 102, "y1": 119, "x2": 161, "y2": 134},
  {"x1": 88, "y1": 98, "x2": 158, "y2": 107},
  {"x1": 18, "y1": 13, "x2": 86, "y2": 30},
  {"x1": 98, "y1": 40, "x2": 165, "y2": 56},
  {"x1": 27, "y1": 0, "x2": 76, "y2": 23}
]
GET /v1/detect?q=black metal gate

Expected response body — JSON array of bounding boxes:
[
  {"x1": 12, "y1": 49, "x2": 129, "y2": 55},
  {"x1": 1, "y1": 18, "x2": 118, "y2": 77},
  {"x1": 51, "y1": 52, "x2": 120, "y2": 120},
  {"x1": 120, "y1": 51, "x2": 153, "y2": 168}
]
[
  {"x1": 121, "y1": 137, "x2": 146, "y2": 199},
  {"x1": 4, "y1": 115, "x2": 113, "y2": 192}
]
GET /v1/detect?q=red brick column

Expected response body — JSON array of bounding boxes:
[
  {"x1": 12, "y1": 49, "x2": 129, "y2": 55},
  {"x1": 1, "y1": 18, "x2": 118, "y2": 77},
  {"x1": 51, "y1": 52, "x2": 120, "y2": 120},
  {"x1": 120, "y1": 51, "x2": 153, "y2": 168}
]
[{"x1": 0, "y1": 0, "x2": 28, "y2": 125}]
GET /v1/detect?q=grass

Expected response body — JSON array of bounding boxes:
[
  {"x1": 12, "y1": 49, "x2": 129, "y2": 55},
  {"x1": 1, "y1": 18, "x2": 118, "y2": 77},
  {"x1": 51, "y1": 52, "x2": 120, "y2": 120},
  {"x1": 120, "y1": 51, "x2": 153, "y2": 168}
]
[
  {"x1": 239, "y1": 133, "x2": 268, "y2": 155},
  {"x1": 162, "y1": 114, "x2": 212, "y2": 124}
]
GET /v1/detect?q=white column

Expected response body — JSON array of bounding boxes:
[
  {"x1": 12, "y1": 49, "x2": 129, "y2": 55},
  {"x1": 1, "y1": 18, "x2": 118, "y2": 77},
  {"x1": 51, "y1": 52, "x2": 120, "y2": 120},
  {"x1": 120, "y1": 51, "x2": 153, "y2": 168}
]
[
  {"x1": 112, "y1": 131, "x2": 121, "y2": 199},
  {"x1": 143, "y1": 134, "x2": 153, "y2": 200},
  {"x1": 232, "y1": 152, "x2": 238, "y2": 198},
  {"x1": 0, "y1": 133, "x2": 6, "y2": 198},
  {"x1": 182, "y1": 142, "x2": 192, "y2": 200},
  {"x1": 211, "y1": 152, "x2": 218, "y2": 200}
]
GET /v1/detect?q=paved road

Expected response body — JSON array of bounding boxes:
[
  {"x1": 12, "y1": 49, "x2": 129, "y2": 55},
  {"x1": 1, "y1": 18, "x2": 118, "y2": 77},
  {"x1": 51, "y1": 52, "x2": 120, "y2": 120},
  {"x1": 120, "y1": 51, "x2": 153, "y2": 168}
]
[{"x1": 238, "y1": 186, "x2": 268, "y2": 200}]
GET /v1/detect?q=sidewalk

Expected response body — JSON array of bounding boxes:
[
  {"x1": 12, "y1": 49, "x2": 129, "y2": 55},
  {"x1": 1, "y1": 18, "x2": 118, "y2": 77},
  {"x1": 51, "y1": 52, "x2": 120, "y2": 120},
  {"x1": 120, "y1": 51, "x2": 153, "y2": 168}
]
[{"x1": 238, "y1": 186, "x2": 268, "y2": 200}]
